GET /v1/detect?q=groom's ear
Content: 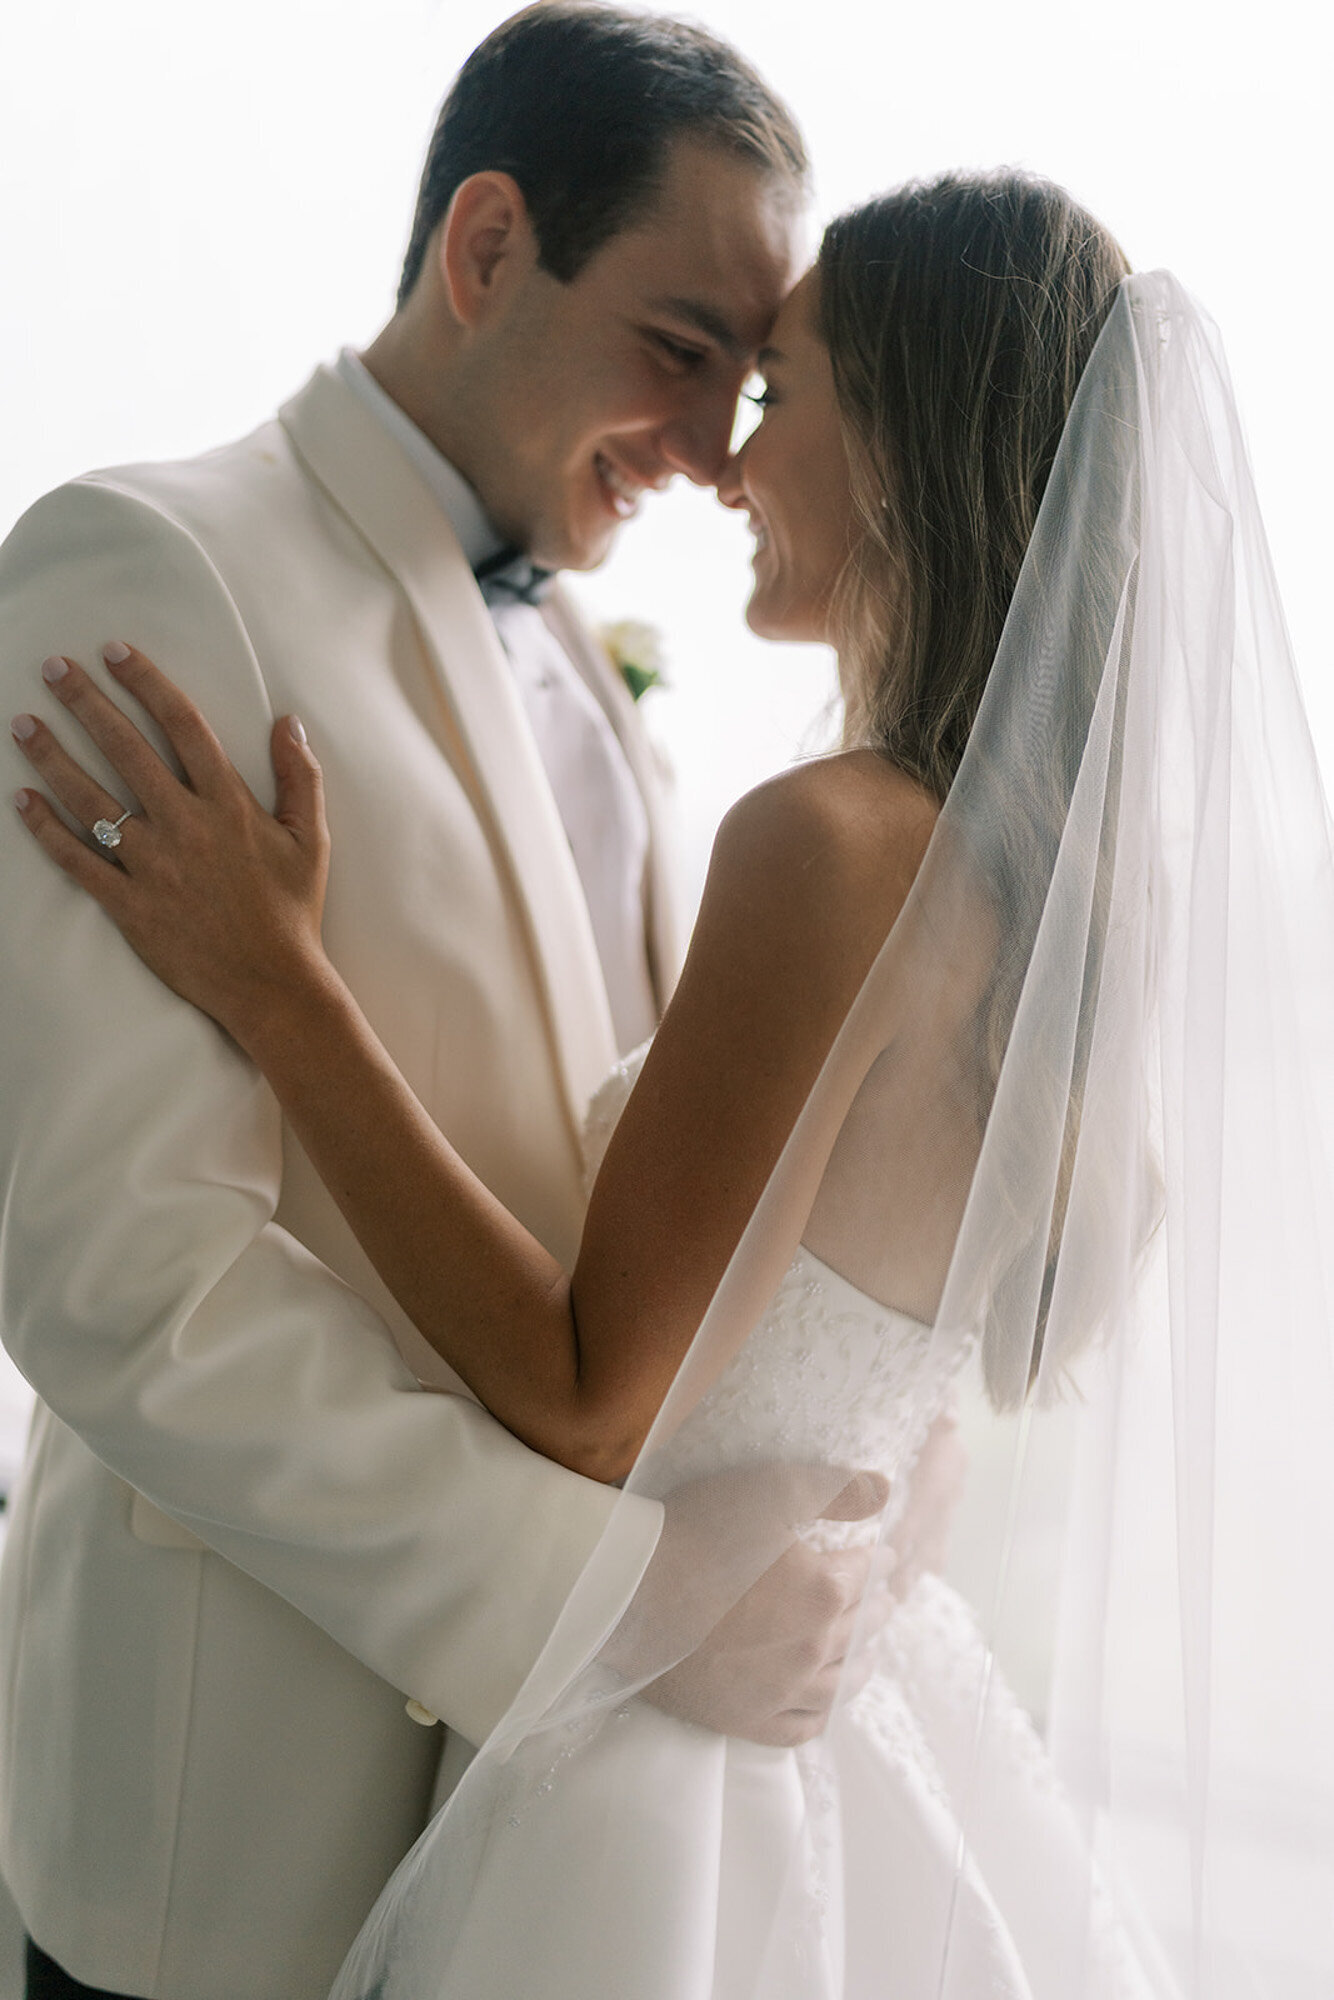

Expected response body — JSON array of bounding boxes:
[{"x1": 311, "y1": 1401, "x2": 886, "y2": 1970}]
[{"x1": 438, "y1": 172, "x2": 540, "y2": 329}]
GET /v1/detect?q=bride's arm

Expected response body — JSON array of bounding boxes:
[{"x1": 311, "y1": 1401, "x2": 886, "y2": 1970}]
[{"x1": 14, "y1": 647, "x2": 934, "y2": 1481}]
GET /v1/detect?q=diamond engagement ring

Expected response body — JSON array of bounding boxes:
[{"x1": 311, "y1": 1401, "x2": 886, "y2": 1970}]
[{"x1": 92, "y1": 808, "x2": 135, "y2": 850}]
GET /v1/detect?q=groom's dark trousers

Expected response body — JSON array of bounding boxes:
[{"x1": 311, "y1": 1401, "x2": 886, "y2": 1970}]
[{"x1": 25, "y1": 1938, "x2": 141, "y2": 2000}]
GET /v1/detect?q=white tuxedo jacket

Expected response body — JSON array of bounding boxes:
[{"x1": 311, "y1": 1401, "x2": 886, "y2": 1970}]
[{"x1": 0, "y1": 365, "x2": 684, "y2": 1999}]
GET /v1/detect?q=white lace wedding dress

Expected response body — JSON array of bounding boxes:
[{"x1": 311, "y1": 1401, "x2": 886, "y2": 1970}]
[{"x1": 375, "y1": 1047, "x2": 1155, "y2": 2000}]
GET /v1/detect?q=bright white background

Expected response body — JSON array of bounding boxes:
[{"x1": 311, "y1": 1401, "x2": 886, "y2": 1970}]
[{"x1": 0, "y1": 1, "x2": 1330, "y2": 1979}]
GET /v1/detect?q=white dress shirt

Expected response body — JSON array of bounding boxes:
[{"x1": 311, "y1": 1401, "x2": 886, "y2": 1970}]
[{"x1": 335, "y1": 349, "x2": 656, "y2": 1055}]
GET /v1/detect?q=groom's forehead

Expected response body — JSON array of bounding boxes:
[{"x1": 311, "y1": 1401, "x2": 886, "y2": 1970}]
[{"x1": 588, "y1": 147, "x2": 803, "y2": 339}]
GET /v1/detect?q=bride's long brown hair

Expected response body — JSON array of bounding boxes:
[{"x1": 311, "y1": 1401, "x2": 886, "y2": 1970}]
[
  {"x1": 818, "y1": 173, "x2": 1134, "y2": 1397},
  {"x1": 818, "y1": 169, "x2": 1129, "y2": 802}
]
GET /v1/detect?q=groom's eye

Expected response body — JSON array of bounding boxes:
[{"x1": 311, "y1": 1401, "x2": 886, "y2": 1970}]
[{"x1": 649, "y1": 331, "x2": 707, "y2": 371}]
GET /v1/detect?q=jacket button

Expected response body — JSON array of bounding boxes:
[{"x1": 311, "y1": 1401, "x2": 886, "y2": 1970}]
[{"x1": 405, "y1": 1699, "x2": 440, "y2": 1726}]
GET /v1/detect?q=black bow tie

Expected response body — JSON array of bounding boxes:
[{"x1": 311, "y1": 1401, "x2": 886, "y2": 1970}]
[{"x1": 473, "y1": 545, "x2": 555, "y2": 607}]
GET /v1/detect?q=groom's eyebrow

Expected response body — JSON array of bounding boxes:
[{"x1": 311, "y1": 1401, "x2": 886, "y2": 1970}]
[{"x1": 649, "y1": 296, "x2": 748, "y2": 361}]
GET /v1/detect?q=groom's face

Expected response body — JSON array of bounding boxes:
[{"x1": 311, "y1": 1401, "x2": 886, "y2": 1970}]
[{"x1": 468, "y1": 140, "x2": 803, "y2": 571}]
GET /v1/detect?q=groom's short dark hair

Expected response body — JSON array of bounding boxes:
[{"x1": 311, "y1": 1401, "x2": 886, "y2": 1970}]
[{"x1": 397, "y1": 2, "x2": 807, "y2": 306}]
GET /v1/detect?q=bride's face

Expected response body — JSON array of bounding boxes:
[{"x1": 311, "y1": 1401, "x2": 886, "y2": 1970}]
[{"x1": 717, "y1": 269, "x2": 859, "y2": 645}]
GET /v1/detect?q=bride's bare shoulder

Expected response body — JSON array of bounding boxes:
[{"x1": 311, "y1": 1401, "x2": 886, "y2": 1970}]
[
  {"x1": 724, "y1": 746, "x2": 938, "y2": 842},
  {"x1": 708, "y1": 749, "x2": 939, "y2": 944}
]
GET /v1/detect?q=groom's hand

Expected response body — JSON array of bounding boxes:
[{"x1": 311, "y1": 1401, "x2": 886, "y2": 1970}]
[
  {"x1": 642, "y1": 1537, "x2": 880, "y2": 1747},
  {"x1": 604, "y1": 1463, "x2": 890, "y2": 1748}
]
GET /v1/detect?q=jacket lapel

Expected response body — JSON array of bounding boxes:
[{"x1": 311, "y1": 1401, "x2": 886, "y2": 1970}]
[{"x1": 278, "y1": 366, "x2": 618, "y2": 1140}]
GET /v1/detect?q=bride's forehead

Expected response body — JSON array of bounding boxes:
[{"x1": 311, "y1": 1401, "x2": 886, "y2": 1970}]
[
  {"x1": 764, "y1": 269, "x2": 822, "y2": 353},
  {"x1": 777, "y1": 268, "x2": 820, "y2": 323}
]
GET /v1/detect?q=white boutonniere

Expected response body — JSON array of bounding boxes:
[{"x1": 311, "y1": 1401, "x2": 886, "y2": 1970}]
[{"x1": 601, "y1": 619, "x2": 666, "y2": 702}]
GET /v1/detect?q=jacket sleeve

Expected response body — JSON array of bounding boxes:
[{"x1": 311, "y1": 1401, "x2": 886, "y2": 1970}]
[{"x1": 0, "y1": 477, "x2": 660, "y2": 1747}]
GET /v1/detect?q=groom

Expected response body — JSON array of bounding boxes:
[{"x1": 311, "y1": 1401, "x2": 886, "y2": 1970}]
[{"x1": 0, "y1": 8, "x2": 895, "y2": 1999}]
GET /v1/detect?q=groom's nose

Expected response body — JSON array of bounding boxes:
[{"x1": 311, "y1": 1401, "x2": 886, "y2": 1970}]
[
  {"x1": 715, "y1": 449, "x2": 747, "y2": 510},
  {"x1": 657, "y1": 383, "x2": 743, "y2": 488}
]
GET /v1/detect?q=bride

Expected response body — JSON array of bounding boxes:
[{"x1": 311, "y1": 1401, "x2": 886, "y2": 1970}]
[{"x1": 14, "y1": 171, "x2": 1334, "y2": 1997}]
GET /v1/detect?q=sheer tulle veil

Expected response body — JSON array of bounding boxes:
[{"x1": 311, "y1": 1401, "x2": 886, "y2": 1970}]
[{"x1": 331, "y1": 273, "x2": 1334, "y2": 1997}]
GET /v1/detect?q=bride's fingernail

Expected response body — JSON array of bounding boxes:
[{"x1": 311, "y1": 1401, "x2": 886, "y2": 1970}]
[
  {"x1": 10, "y1": 714, "x2": 37, "y2": 741},
  {"x1": 103, "y1": 641, "x2": 131, "y2": 666},
  {"x1": 40, "y1": 655, "x2": 69, "y2": 684},
  {"x1": 288, "y1": 715, "x2": 307, "y2": 746},
  {"x1": 14, "y1": 789, "x2": 33, "y2": 811}
]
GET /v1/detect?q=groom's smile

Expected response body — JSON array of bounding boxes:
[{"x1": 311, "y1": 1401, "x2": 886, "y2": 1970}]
[{"x1": 592, "y1": 449, "x2": 661, "y2": 524}]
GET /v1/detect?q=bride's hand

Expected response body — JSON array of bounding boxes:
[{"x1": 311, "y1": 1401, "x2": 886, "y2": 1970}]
[{"x1": 11, "y1": 644, "x2": 331, "y2": 1050}]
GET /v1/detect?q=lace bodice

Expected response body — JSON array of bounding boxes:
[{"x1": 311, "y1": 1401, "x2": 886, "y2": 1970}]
[{"x1": 583, "y1": 1046, "x2": 974, "y2": 1527}]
